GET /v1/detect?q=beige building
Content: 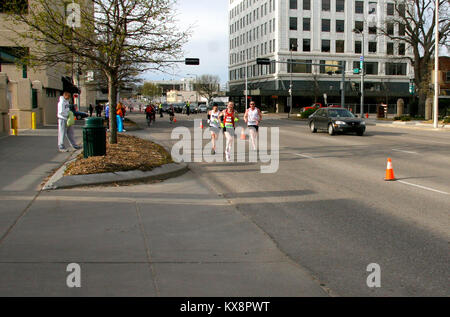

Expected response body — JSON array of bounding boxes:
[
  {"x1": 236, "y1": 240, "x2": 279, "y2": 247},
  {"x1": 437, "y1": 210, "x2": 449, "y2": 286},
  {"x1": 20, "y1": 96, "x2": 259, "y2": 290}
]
[{"x1": 0, "y1": 0, "x2": 95, "y2": 132}]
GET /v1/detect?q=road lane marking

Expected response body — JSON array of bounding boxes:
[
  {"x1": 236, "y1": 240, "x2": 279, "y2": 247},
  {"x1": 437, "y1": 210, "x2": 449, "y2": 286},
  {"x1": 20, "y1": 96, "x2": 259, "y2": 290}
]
[
  {"x1": 397, "y1": 180, "x2": 449, "y2": 196},
  {"x1": 293, "y1": 153, "x2": 314, "y2": 159},
  {"x1": 392, "y1": 149, "x2": 418, "y2": 154}
]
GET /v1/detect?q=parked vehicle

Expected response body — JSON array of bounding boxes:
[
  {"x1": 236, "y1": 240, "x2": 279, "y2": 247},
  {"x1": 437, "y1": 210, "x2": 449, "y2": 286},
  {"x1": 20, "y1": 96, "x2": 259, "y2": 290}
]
[
  {"x1": 301, "y1": 103, "x2": 341, "y2": 113},
  {"x1": 308, "y1": 108, "x2": 366, "y2": 136},
  {"x1": 69, "y1": 104, "x2": 89, "y2": 120},
  {"x1": 198, "y1": 105, "x2": 208, "y2": 113}
]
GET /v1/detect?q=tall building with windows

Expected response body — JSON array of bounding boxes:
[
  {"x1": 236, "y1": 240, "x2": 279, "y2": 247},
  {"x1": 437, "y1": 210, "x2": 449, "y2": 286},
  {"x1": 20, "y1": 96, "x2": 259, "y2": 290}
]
[{"x1": 227, "y1": 0, "x2": 414, "y2": 112}]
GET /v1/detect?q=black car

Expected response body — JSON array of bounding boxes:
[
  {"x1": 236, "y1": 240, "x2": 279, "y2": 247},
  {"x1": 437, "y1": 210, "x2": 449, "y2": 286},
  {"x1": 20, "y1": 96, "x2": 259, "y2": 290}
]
[
  {"x1": 69, "y1": 104, "x2": 89, "y2": 120},
  {"x1": 308, "y1": 108, "x2": 366, "y2": 136}
]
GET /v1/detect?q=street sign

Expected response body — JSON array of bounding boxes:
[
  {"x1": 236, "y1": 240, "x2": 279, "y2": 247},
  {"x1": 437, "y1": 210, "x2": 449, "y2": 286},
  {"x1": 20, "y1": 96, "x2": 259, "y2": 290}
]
[
  {"x1": 185, "y1": 58, "x2": 200, "y2": 65},
  {"x1": 353, "y1": 68, "x2": 360, "y2": 74},
  {"x1": 360, "y1": 56, "x2": 364, "y2": 61},
  {"x1": 360, "y1": 61, "x2": 364, "y2": 70},
  {"x1": 256, "y1": 58, "x2": 271, "y2": 65}
]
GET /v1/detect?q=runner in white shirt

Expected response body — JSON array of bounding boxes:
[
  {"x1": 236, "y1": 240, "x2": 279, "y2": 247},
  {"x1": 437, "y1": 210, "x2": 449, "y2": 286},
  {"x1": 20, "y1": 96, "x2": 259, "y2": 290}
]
[
  {"x1": 244, "y1": 101, "x2": 262, "y2": 150},
  {"x1": 207, "y1": 103, "x2": 221, "y2": 155}
]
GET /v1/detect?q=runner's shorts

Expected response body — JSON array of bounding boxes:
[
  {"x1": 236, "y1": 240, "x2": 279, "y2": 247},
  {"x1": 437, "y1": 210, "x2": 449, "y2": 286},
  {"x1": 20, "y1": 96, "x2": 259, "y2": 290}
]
[
  {"x1": 210, "y1": 126, "x2": 221, "y2": 135},
  {"x1": 248, "y1": 125, "x2": 259, "y2": 132}
]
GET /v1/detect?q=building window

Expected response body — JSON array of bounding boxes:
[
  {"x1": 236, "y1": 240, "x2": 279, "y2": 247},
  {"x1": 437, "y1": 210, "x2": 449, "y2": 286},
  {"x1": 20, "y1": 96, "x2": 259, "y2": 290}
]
[
  {"x1": 387, "y1": 42, "x2": 394, "y2": 55},
  {"x1": 387, "y1": 23, "x2": 394, "y2": 35},
  {"x1": 386, "y1": 63, "x2": 407, "y2": 75},
  {"x1": 303, "y1": 0, "x2": 311, "y2": 10},
  {"x1": 355, "y1": 1, "x2": 364, "y2": 14},
  {"x1": 369, "y1": 25, "x2": 377, "y2": 34},
  {"x1": 322, "y1": 40, "x2": 331, "y2": 52},
  {"x1": 355, "y1": 21, "x2": 364, "y2": 33},
  {"x1": 369, "y1": 2, "x2": 377, "y2": 14},
  {"x1": 336, "y1": 0, "x2": 345, "y2": 12},
  {"x1": 355, "y1": 41, "x2": 362, "y2": 54},
  {"x1": 290, "y1": 38, "x2": 298, "y2": 51},
  {"x1": 397, "y1": 3, "x2": 406, "y2": 17},
  {"x1": 322, "y1": 19, "x2": 331, "y2": 32},
  {"x1": 368, "y1": 41, "x2": 377, "y2": 53},
  {"x1": 303, "y1": 39, "x2": 311, "y2": 52},
  {"x1": 398, "y1": 43, "x2": 406, "y2": 55},
  {"x1": 289, "y1": 17, "x2": 298, "y2": 30},
  {"x1": 290, "y1": 0, "x2": 297, "y2": 10},
  {"x1": 322, "y1": 0, "x2": 330, "y2": 11},
  {"x1": 387, "y1": 3, "x2": 395, "y2": 15},
  {"x1": 336, "y1": 20, "x2": 345, "y2": 33},
  {"x1": 399, "y1": 23, "x2": 406, "y2": 36},
  {"x1": 303, "y1": 18, "x2": 311, "y2": 31},
  {"x1": 320, "y1": 61, "x2": 343, "y2": 74},
  {"x1": 288, "y1": 60, "x2": 312, "y2": 73},
  {"x1": 353, "y1": 61, "x2": 378, "y2": 75},
  {"x1": 336, "y1": 40, "x2": 345, "y2": 53}
]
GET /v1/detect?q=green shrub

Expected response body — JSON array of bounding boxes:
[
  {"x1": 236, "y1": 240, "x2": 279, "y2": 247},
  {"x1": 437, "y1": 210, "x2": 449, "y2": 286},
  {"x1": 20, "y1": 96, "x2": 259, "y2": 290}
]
[
  {"x1": 400, "y1": 116, "x2": 412, "y2": 122},
  {"x1": 300, "y1": 108, "x2": 317, "y2": 119},
  {"x1": 443, "y1": 117, "x2": 450, "y2": 124},
  {"x1": 394, "y1": 116, "x2": 401, "y2": 121}
]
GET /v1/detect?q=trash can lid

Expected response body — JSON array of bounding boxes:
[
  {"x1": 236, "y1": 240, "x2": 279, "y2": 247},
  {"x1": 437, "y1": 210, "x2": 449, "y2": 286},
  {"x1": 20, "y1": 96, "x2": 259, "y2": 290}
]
[{"x1": 84, "y1": 117, "x2": 104, "y2": 128}]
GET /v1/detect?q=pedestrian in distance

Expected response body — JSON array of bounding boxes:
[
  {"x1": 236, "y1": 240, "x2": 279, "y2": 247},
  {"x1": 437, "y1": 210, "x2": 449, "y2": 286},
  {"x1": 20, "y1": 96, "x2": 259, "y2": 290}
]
[
  {"x1": 219, "y1": 101, "x2": 239, "y2": 162},
  {"x1": 105, "y1": 103, "x2": 110, "y2": 131},
  {"x1": 207, "y1": 103, "x2": 221, "y2": 155},
  {"x1": 57, "y1": 90, "x2": 81, "y2": 152},
  {"x1": 88, "y1": 104, "x2": 94, "y2": 117},
  {"x1": 168, "y1": 104, "x2": 175, "y2": 124},
  {"x1": 244, "y1": 101, "x2": 262, "y2": 151},
  {"x1": 186, "y1": 102, "x2": 190, "y2": 116},
  {"x1": 159, "y1": 103, "x2": 163, "y2": 118},
  {"x1": 95, "y1": 104, "x2": 102, "y2": 117},
  {"x1": 116, "y1": 103, "x2": 126, "y2": 132}
]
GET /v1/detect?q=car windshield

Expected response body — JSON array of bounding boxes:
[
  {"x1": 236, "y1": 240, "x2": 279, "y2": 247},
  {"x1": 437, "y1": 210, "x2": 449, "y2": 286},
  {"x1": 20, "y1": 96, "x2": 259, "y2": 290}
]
[{"x1": 328, "y1": 109, "x2": 355, "y2": 118}]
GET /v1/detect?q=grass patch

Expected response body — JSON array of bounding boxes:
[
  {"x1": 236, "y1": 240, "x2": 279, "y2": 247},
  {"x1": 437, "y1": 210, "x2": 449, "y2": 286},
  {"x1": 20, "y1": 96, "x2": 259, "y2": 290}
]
[{"x1": 65, "y1": 134, "x2": 172, "y2": 176}]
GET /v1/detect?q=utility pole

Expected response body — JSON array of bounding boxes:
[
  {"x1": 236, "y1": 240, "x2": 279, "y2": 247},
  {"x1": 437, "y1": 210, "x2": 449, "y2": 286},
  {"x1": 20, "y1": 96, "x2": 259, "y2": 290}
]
[
  {"x1": 288, "y1": 43, "x2": 297, "y2": 118},
  {"x1": 434, "y1": 0, "x2": 439, "y2": 129},
  {"x1": 245, "y1": 52, "x2": 248, "y2": 111}
]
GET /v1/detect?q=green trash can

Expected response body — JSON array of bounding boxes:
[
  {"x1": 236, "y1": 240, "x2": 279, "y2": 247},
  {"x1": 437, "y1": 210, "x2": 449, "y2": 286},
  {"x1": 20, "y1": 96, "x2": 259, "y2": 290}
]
[{"x1": 83, "y1": 117, "x2": 106, "y2": 158}]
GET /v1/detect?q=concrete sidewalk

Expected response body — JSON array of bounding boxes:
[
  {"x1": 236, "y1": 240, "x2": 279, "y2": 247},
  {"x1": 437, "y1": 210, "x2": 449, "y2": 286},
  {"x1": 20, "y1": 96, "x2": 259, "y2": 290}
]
[{"x1": 0, "y1": 124, "x2": 328, "y2": 296}]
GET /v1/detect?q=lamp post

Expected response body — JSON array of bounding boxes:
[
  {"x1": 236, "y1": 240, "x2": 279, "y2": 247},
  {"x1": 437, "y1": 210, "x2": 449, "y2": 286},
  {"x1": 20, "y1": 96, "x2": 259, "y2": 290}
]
[
  {"x1": 186, "y1": 73, "x2": 198, "y2": 105},
  {"x1": 289, "y1": 43, "x2": 297, "y2": 118},
  {"x1": 434, "y1": 0, "x2": 439, "y2": 129},
  {"x1": 353, "y1": 28, "x2": 365, "y2": 118}
]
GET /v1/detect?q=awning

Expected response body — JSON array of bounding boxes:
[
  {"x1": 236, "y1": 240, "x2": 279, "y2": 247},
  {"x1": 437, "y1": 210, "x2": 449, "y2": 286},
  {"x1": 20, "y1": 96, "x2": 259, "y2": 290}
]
[{"x1": 61, "y1": 76, "x2": 80, "y2": 94}]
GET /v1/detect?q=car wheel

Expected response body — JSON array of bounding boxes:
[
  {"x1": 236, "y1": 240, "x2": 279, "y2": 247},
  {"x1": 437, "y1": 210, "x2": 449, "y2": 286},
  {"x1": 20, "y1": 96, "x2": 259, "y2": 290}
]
[
  {"x1": 328, "y1": 123, "x2": 335, "y2": 136},
  {"x1": 310, "y1": 122, "x2": 317, "y2": 133}
]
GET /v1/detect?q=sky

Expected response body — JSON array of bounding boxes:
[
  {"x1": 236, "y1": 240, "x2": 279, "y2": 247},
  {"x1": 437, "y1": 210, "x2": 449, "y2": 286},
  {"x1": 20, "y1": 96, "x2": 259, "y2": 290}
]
[{"x1": 142, "y1": 0, "x2": 229, "y2": 85}]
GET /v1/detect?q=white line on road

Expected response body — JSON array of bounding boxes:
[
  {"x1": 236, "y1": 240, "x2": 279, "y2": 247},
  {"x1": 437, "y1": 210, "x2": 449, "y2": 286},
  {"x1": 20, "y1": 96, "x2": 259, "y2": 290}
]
[
  {"x1": 392, "y1": 149, "x2": 418, "y2": 154},
  {"x1": 293, "y1": 153, "x2": 315, "y2": 159},
  {"x1": 397, "y1": 180, "x2": 450, "y2": 196}
]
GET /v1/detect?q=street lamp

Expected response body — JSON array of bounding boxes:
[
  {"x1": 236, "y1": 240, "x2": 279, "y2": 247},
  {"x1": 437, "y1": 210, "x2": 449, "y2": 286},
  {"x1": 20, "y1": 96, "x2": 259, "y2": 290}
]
[
  {"x1": 289, "y1": 42, "x2": 297, "y2": 118},
  {"x1": 353, "y1": 28, "x2": 365, "y2": 118},
  {"x1": 186, "y1": 73, "x2": 198, "y2": 105}
]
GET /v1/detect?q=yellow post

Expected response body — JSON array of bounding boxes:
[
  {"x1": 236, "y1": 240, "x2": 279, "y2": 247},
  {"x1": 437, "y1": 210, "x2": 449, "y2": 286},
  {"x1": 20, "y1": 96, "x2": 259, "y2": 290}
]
[
  {"x1": 31, "y1": 112, "x2": 36, "y2": 130},
  {"x1": 11, "y1": 115, "x2": 18, "y2": 136}
]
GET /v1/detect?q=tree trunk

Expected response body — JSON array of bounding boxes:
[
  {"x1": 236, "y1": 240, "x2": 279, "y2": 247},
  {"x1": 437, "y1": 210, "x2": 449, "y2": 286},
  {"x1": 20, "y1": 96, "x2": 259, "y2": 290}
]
[{"x1": 107, "y1": 74, "x2": 118, "y2": 144}]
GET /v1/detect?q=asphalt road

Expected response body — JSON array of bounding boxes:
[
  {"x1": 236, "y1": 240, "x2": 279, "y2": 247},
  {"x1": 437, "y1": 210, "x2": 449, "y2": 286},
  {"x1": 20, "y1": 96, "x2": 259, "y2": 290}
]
[{"x1": 132, "y1": 112, "x2": 450, "y2": 297}]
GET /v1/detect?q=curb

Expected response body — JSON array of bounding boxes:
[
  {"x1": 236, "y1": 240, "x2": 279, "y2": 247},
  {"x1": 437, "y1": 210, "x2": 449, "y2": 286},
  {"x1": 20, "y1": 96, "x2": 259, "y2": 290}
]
[
  {"x1": 374, "y1": 122, "x2": 450, "y2": 131},
  {"x1": 43, "y1": 162, "x2": 188, "y2": 190}
]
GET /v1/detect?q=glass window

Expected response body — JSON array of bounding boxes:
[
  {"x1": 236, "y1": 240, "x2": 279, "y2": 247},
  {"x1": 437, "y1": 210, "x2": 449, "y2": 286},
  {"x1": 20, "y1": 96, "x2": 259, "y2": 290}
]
[
  {"x1": 290, "y1": 38, "x2": 298, "y2": 51},
  {"x1": 321, "y1": 40, "x2": 331, "y2": 52},
  {"x1": 303, "y1": 0, "x2": 310, "y2": 10},
  {"x1": 355, "y1": 21, "x2": 364, "y2": 33},
  {"x1": 322, "y1": 19, "x2": 331, "y2": 32},
  {"x1": 387, "y1": 3, "x2": 394, "y2": 15},
  {"x1": 387, "y1": 42, "x2": 394, "y2": 55},
  {"x1": 322, "y1": 0, "x2": 330, "y2": 11},
  {"x1": 288, "y1": 60, "x2": 312, "y2": 73},
  {"x1": 303, "y1": 39, "x2": 311, "y2": 52},
  {"x1": 336, "y1": 40, "x2": 345, "y2": 53},
  {"x1": 368, "y1": 41, "x2": 377, "y2": 53},
  {"x1": 397, "y1": 3, "x2": 406, "y2": 17},
  {"x1": 387, "y1": 23, "x2": 394, "y2": 35},
  {"x1": 336, "y1": 20, "x2": 345, "y2": 33},
  {"x1": 303, "y1": 18, "x2": 311, "y2": 31},
  {"x1": 355, "y1": 1, "x2": 364, "y2": 14},
  {"x1": 399, "y1": 23, "x2": 406, "y2": 36},
  {"x1": 290, "y1": 0, "x2": 297, "y2": 10},
  {"x1": 320, "y1": 61, "x2": 343, "y2": 74},
  {"x1": 355, "y1": 41, "x2": 362, "y2": 54},
  {"x1": 365, "y1": 62, "x2": 378, "y2": 75},
  {"x1": 336, "y1": 0, "x2": 345, "y2": 12},
  {"x1": 369, "y1": 25, "x2": 377, "y2": 34},
  {"x1": 386, "y1": 63, "x2": 407, "y2": 75},
  {"x1": 289, "y1": 17, "x2": 298, "y2": 30},
  {"x1": 398, "y1": 43, "x2": 405, "y2": 55},
  {"x1": 369, "y1": 2, "x2": 377, "y2": 14}
]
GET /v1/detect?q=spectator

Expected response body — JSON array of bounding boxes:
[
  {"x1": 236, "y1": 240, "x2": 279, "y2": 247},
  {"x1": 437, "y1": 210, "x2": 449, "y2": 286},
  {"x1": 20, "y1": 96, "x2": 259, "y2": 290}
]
[
  {"x1": 105, "y1": 103, "x2": 110, "y2": 131},
  {"x1": 57, "y1": 90, "x2": 81, "y2": 152},
  {"x1": 88, "y1": 104, "x2": 94, "y2": 117},
  {"x1": 95, "y1": 104, "x2": 102, "y2": 117}
]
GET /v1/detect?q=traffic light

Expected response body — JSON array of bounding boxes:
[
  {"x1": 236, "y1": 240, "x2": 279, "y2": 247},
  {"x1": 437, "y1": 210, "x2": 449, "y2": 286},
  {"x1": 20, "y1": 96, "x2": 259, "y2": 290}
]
[
  {"x1": 185, "y1": 58, "x2": 200, "y2": 65},
  {"x1": 256, "y1": 58, "x2": 271, "y2": 65}
]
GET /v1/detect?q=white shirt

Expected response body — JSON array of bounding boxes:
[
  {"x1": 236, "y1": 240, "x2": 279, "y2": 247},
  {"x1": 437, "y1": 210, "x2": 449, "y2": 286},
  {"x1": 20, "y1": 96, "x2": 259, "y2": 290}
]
[{"x1": 57, "y1": 96, "x2": 70, "y2": 120}]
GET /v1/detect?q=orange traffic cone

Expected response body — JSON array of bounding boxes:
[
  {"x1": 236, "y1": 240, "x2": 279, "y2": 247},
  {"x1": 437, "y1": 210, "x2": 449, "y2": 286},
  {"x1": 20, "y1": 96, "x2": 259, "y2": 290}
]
[
  {"x1": 173, "y1": 118, "x2": 177, "y2": 123},
  {"x1": 384, "y1": 158, "x2": 396, "y2": 181},
  {"x1": 199, "y1": 121, "x2": 203, "y2": 129},
  {"x1": 240, "y1": 128, "x2": 246, "y2": 140}
]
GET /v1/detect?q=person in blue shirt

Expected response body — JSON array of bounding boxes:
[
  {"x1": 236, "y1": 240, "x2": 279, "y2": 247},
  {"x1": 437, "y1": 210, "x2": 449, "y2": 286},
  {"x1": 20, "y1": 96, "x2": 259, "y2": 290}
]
[{"x1": 105, "y1": 103, "x2": 110, "y2": 131}]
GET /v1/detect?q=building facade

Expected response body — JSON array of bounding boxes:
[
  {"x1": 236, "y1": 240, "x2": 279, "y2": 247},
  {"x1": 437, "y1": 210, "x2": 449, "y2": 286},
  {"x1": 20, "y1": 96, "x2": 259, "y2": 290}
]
[{"x1": 228, "y1": 0, "x2": 414, "y2": 112}]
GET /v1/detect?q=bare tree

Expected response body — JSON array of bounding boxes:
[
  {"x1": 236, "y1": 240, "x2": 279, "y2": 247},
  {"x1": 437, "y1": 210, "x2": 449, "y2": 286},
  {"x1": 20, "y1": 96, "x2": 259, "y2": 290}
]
[
  {"x1": 5, "y1": 0, "x2": 190, "y2": 143},
  {"x1": 194, "y1": 74, "x2": 220, "y2": 105},
  {"x1": 378, "y1": 0, "x2": 450, "y2": 116}
]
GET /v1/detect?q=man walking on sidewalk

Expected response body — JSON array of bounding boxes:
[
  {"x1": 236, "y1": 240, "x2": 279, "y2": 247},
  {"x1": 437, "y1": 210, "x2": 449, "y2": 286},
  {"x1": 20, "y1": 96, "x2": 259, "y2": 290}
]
[{"x1": 57, "y1": 90, "x2": 81, "y2": 152}]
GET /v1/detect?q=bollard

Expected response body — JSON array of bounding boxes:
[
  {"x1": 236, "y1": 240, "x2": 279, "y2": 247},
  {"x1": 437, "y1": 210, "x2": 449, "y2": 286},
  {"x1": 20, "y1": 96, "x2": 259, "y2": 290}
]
[
  {"x1": 31, "y1": 112, "x2": 36, "y2": 130},
  {"x1": 11, "y1": 115, "x2": 18, "y2": 136}
]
